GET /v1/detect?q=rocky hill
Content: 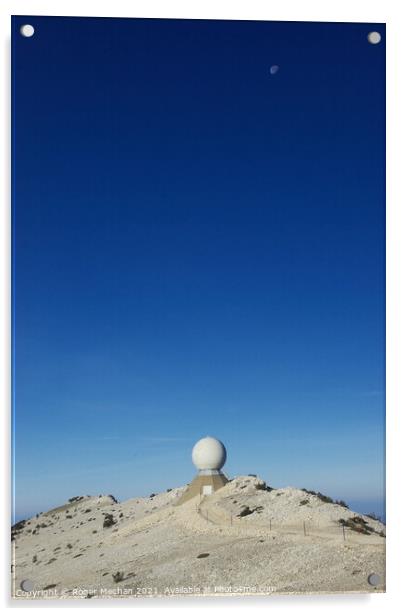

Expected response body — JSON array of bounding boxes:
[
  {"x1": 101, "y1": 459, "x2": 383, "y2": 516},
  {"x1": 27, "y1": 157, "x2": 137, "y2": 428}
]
[{"x1": 11, "y1": 476, "x2": 385, "y2": 599}]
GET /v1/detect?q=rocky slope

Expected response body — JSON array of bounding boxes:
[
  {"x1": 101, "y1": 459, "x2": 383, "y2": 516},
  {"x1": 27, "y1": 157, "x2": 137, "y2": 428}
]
[{"x1": 11, "y1": 476, "x2": 385, "y2": 599}]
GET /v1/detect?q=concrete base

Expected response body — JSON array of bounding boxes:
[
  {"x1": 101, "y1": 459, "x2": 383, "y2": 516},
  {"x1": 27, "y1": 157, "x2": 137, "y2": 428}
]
[{"x1": 175, "y1": 472, "x2": 228, "y2": 506}]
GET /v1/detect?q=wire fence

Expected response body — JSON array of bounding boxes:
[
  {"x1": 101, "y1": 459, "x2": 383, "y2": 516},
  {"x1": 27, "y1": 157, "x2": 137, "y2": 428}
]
[{"x1": 195, "y1": 501, "x2": 384, "y2": 544}]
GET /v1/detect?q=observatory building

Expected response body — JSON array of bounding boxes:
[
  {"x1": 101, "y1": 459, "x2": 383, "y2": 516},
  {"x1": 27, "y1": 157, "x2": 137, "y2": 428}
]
[{"x1": 176, "y1": 436, "x2": 229, "y2": 505}]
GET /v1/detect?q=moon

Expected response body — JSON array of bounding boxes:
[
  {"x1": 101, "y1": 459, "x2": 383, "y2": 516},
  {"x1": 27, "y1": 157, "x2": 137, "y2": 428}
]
[
  {"x1": 367, "y1": 31, "x2": 381, "y2": 45},
  {"x1": 20, "y1": 24, "x2": 35, "y2": 38}
]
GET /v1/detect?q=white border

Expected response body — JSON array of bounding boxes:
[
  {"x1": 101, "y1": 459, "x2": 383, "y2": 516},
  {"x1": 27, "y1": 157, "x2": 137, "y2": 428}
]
[{"x1": 1, "y1": 1, "x2": 401, "y2": 614}]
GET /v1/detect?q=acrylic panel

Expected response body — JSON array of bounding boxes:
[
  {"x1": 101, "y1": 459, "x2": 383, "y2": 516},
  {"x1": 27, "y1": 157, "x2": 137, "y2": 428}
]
[{"x1": 11, "y1": 16, "x2": 385, "y2": 599}]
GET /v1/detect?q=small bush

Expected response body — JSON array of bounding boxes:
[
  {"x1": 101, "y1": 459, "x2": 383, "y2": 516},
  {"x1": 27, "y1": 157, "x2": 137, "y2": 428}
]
[
  {"x1": 11, "y1": 520, "x2": 26, "y2": 533},
  {"x1": 255, "y1": 480, "x2": 273, "y2": 491},
  {"x1": 103, "y1": 514, "x2": 116, "y2": 528},
  {"x1": 302, "y1": 489, "x2": 348, "y2": 508},
  {"x1": 351, "y1": 516, "x2": 367, "y2": 525},
  {"x1": 197, "y1": 553, "x2": 210, "y2": 558},
  {"x1": 335, "y1": 500, "x2": 349, "y2": 508},
  {"x1": 68, "y1": 496, "x2": 84, "y2": 503},
  {"x1": 365, "y1": 512, "x2": 382, "y2": 522},
  {"x1": 11, "y1": 519, "x2": 26, "y2": 541},
  {"x1": 238, "y1": 505, "x2": 263, "y2": 517},
  {"x1": 303, "y1": 488, "x2": 330, "y2": 500},
  {"x1": 238, "y1": 506, "x2": 253, "y2": 517},
  {"x1": 338, "y1": 517, "x2": 371, "y2": 535},
  {"x1": 299, "y1": 499, "x2": 309, "y2": 506},
  {"x1": 112, "y1": 572, "x2": 124, "y2": 582}
]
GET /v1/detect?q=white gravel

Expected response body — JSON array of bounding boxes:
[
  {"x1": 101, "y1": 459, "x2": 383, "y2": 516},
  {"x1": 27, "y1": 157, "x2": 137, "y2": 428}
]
[{"x1": 11, "y1": 476, "x2": 385, "y2": 599}]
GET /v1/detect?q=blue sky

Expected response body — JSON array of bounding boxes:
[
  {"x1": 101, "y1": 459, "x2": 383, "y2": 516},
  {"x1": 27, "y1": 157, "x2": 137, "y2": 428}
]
[{"x1": 12, "y1": 17, "x2": 385, "y2": 521}]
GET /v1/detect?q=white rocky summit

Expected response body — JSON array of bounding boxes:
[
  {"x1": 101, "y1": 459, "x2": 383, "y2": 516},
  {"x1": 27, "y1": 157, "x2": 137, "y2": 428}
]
[{"x1": 11, "y1": 475, "x2": 385, "y2": 599}]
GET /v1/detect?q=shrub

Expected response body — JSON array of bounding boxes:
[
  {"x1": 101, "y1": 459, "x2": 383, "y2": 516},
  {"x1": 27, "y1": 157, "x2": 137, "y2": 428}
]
[
  {"x1": 238, "y1": 505, "x2": 263, "y2": 517},
  {"x1": 299, "y1": 499, "x2": 309, "y2": 506},
  {"x1": 302, "y1": 488, "x2": 330, "y2": 501},
  {"x1": 11, "y1": 519, "x2": 26, "y2": 541},
  {"x1": 351, "y1": 516, "x2": 367, "y2": 525},
  {"x1": 365, "y1": 512, "x2": 382, "y2": 522},
  {"x1": 68, "y1": 496, "x2": 84, "y2": 503},
  {"x1": 255, "y1": 480, "x2": 273, "y2": 491},
  {"x1": 338, "y1": 517, "x2": 371, "y2": 535},
  {"x1": 303, "y1": 489, "x2": 348, "y2": 508},
  {"x1": 112, "y1": 572, "x2": 124, "y2": 582},
  {"x1": 103, "y1": 514, "x2": 116, "y2": 528},
  {"x1": 12, "y1": 519, "x2": 26, "y2": 532},
  {"x1": 238, "y1": 506, "x2": 253, "y2": 517}
]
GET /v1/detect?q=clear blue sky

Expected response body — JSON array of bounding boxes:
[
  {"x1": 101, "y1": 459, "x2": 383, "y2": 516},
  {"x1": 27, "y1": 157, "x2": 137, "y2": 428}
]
[{"x1": 12, "y1": 17, "x2": 385, "y2": 521}]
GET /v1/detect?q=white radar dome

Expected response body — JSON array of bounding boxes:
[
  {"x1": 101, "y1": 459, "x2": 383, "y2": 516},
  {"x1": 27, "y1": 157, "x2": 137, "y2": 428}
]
[{"x1": 192, "y1": 436, "x2": 227, "y2": 470}]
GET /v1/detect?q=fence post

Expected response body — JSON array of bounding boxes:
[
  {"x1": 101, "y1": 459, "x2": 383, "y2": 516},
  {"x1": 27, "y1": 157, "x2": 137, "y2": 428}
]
[
  {"x1": 303, "y1": 521, "x2": 306, "y2": 536},
  {"x1": 342, "y1": 524, "x2": 346, "y2": 542},
  {"x1": 230, "y1": 514, "x2": 232, "y2": 526}
]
